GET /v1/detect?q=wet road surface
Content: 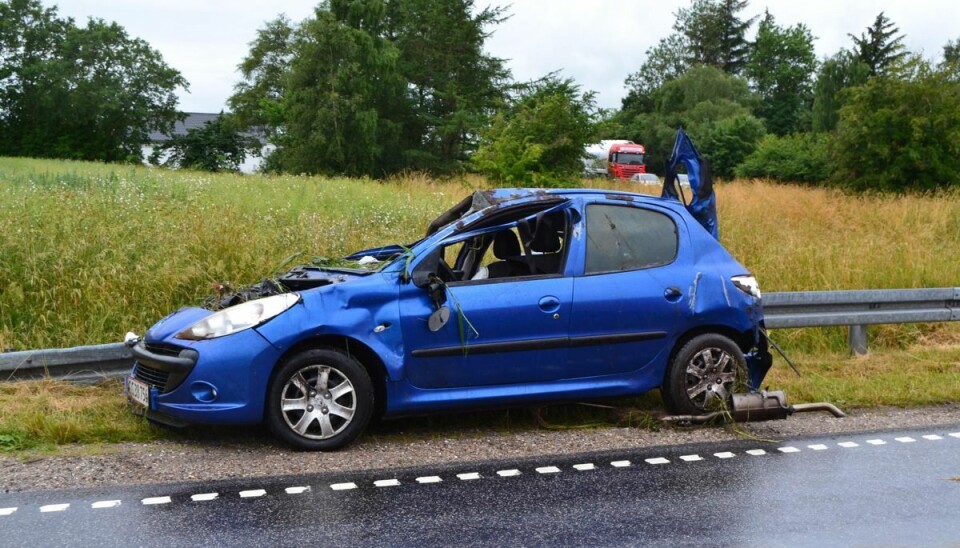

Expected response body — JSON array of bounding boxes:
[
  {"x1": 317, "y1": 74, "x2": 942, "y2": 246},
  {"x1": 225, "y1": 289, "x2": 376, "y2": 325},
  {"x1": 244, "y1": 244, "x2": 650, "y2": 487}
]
[{"x1": 2, "y1": 425, "x2": 959, "y2": 546}]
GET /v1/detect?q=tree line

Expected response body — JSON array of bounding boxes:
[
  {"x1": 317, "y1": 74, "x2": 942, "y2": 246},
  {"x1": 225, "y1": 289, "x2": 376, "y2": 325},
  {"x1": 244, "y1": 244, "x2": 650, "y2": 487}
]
[
  {"x1": 2, "y1": 0, "x2": 959, "y2": 191},
  {"x1": 0, "y1": 0, "x2": 184, "y2": 163},
  {"x1": 615, "y1": 1, "x2": 960, "y2": 192}
]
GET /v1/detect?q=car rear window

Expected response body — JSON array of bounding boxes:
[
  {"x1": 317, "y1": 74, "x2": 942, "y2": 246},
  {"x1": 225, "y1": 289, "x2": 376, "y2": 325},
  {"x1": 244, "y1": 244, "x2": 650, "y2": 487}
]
[{"x1": 585, "y1": 204, "x2": 678, "y2": 274}]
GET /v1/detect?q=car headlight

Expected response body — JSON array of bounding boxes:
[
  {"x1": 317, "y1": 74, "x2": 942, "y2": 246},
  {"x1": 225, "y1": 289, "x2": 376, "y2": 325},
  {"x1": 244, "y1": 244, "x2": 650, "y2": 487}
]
[
  {"x1": 731, "y1": 275, "x2": 761, "y2": 298},
  {"x1": 176, "y1": 293, "x2": 300, "y2": 340}
]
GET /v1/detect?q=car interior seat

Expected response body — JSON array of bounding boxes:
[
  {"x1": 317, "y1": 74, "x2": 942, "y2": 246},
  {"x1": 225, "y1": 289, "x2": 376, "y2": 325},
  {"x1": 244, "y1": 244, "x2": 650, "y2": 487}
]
[
  {"x1": 528, "y1": 221, "x2": 563, "y2": 275},
  {"x1": 486, "y1": 231, "x2": 527, "y2": 278}
]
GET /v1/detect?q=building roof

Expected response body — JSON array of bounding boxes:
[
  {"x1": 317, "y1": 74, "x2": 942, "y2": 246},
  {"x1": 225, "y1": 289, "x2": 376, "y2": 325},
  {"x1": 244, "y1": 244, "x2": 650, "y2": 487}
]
[{"x1": 147, "y1": 112, "x2": 221, "y2": 142}]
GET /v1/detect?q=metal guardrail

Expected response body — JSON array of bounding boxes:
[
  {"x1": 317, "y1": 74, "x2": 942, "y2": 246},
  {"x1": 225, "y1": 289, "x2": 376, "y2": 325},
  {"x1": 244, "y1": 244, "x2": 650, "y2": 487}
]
[
  {"x1": 1, "y1": 288, "x2": 958, "y2": 382},
  {"x1": 0, "y1": 343, "x2": 132, "y2": 384},
  {"x1": 764, "y1": 288, "x2": 960, "y2": 354}
]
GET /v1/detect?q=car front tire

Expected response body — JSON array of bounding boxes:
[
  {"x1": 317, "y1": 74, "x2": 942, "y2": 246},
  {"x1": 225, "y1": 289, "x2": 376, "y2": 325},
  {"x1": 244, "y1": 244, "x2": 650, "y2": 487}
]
[
  {"x1": 265, "y1": 348, "x2": 374, "y2": 451},
  {"x1": 662, "y1": 334, "x2": 747, "y2": 416}
]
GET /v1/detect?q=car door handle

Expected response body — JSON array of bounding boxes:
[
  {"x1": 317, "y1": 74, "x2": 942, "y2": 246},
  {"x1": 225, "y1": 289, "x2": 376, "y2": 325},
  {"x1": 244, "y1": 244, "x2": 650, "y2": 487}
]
[
  {"x1": 664, "y1": 287, "x2": 683, "y2": 302},
  {"x1": 538, "y1": 295, "x2": 561, "y2": 314}
]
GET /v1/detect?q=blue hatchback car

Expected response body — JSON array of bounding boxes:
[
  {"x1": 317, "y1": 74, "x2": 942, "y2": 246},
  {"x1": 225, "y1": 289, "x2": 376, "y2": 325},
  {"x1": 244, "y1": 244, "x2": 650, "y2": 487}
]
[{"x1": 126, "y1": 188, "x2": 772, "y2": 450}]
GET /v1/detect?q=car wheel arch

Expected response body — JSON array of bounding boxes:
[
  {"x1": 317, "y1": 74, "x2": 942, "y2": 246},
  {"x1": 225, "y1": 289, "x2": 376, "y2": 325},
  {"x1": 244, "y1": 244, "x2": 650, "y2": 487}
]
[{"x1": 268, "y1": 335, "x2": 388, "y2": 422}]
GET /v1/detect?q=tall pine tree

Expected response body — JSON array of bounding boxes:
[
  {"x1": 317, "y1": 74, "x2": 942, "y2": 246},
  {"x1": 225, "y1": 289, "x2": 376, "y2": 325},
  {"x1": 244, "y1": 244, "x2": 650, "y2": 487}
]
[{"x1": 849, "y1": 12, "x2": 907, "y2": 76}]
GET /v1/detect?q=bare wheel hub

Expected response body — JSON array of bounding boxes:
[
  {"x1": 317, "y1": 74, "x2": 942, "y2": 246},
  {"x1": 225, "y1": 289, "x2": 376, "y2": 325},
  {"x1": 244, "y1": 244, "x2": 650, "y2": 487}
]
[{"x1": 684, "y1": 347, "x2": 741, "y2": 411}]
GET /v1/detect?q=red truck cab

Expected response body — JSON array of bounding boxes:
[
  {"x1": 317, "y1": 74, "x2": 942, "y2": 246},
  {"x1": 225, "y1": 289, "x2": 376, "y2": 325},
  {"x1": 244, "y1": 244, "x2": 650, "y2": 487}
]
[{"x1": 607, "y1": 142, "x2": 646, "y2": 179}]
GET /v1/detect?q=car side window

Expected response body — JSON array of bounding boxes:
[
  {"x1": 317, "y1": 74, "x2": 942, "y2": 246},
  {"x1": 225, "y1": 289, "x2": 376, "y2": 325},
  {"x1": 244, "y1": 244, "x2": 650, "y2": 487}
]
[
  {"x1": 585, "y1": 204, "x2": 677, "y2": 274},
  {"x1": 443, "y1": 210, "x2": 569, "y2": 283}
]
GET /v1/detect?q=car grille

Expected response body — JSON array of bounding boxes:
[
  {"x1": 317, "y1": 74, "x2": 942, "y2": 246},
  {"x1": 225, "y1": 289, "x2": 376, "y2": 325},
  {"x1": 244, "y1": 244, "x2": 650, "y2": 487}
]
[
  {"x1": 134, "y1": 362, "x2": 170, "y2": 391},
  {"x1": 144, "y1": 342, "x2": 184, "y2": 358}
]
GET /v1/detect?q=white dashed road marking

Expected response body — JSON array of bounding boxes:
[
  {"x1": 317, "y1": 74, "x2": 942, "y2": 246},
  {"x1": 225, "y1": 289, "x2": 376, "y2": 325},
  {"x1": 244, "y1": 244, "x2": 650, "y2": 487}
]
[
  {"x1": 91, "y1": 500, "x2": 121, "y2": 509},
  {"x1": 141, "y1": 496, "x2": 171, "y2": 505},
  {"x1": 8, "y1": 429, "x2": 958, "y2": 516}
]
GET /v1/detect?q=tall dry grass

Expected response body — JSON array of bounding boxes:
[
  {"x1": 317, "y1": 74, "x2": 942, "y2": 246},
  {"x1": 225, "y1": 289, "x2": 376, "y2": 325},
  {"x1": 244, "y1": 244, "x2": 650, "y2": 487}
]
[{"x1": 1, "y1": 158, "x2": 958, "y2": 353}]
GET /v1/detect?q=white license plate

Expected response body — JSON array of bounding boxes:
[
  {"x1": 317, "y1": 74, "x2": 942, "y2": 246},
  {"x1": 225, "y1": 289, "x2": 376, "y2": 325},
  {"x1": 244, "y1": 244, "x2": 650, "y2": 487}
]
[{"x1": 127, "y1": 377, "x2": 150, "y2": 408}]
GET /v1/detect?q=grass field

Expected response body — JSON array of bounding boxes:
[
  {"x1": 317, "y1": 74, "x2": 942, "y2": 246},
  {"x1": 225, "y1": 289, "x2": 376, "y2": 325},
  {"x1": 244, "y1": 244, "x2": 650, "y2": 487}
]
[{"x1": 1, "y1": 157, "x2": 958, "y2": 452}]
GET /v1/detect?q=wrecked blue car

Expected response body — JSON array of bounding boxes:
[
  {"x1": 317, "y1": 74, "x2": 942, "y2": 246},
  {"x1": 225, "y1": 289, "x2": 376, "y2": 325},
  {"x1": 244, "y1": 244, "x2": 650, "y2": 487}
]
[{"x1": 125, "y1": 187, "x2": 771, "y2": 450}]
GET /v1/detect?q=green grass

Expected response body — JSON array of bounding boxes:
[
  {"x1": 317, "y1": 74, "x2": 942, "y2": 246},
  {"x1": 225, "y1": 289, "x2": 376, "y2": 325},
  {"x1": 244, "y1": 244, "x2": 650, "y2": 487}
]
[{"x1": 1, "y1": 157, "x2": 958, "y2": 453}]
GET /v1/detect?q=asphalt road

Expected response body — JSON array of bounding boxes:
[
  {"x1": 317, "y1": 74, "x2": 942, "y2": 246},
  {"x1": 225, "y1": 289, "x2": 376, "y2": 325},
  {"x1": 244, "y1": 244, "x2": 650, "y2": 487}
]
[{"x1": 2, "y1": 426, "x2": 958, "y2": 547}]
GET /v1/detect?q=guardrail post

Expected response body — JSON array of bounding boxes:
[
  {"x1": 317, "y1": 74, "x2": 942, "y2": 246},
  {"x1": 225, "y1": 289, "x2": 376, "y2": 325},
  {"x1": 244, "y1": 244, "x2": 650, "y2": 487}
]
[{"x1": 848, "y1": 325, "x2": 868, "y2": 356}]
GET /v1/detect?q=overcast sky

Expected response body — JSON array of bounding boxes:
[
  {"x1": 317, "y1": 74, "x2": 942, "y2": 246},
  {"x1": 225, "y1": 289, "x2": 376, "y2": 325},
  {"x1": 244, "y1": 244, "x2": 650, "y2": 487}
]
[{"x1": 44, "y1": 0, "x2": 960, "y2": 112}]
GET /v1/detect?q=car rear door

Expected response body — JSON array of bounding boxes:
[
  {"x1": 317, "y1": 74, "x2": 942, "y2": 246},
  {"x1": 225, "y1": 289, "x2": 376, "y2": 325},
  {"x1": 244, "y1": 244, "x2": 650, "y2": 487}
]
[{"x1": 566, "y1": 201, "x2": 694, "y2": 378}]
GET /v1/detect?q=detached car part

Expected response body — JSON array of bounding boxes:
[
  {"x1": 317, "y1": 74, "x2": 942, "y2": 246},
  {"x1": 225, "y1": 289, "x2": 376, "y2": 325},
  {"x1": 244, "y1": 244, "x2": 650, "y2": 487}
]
[{"x1": 661, "y1": 390, "x2": 846, "y2": 424}]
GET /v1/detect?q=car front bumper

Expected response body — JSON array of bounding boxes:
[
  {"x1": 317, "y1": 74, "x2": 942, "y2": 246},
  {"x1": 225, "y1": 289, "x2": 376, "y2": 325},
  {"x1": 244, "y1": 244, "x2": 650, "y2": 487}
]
[{"x1": 126, "y1": 326, "x2": 283, "y2": 425}]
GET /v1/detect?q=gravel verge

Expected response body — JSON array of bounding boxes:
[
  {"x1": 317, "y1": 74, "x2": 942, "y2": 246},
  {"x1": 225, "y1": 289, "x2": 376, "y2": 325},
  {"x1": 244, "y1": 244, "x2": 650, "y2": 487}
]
[{"x1": 2, "y1": 403, "x2": 959, "y2": 494}]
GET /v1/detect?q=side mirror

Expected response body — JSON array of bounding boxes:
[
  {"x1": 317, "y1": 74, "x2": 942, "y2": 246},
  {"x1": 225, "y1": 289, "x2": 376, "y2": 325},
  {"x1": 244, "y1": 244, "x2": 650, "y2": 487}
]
[{"x1": 411, "y1": 247, "x2": 442, "y2": 288}]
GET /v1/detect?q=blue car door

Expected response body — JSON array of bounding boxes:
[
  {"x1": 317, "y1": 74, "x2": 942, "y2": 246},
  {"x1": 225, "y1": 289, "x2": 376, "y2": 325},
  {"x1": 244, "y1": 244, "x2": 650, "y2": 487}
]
[
  {"x1": 399, "y1": 276, "x2": 573, "y2": 389},
  {"x1": 567, "y1": 201, "x2": 693, "y2": 378},
  {"x1": 399, "y1": 209, "x2": 576, "y2": 389}
]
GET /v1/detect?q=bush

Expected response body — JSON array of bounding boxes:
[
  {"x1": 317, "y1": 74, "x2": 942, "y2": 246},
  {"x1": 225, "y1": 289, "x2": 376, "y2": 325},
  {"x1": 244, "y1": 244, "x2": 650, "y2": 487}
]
[
  {"x1": 697, "y1": 114, "x2": 766, "y2": 178},
  {"x1": 471, "y1": 77, "x2": 599, "y2": 187},
  {"x1": 831, "y1": 60, "x2": 960, "y2": 192},
  {"x1": 736, "y1": 132, "x2": 832, "y2": 183}
]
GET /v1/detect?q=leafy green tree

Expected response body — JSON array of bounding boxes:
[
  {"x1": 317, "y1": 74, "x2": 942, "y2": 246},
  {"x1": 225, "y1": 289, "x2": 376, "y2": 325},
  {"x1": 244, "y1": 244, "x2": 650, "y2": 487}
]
[
  {"x1": 746, "y1": 11, "x2": 817, "y2": 135},
  {"x1": 622, "y1": 34, "x2": 688, "y2": 114},
  {"x1": 849, "y1": 12, "x2": 907, "y2": 77},
  {"x1": 811, "y1": 50, "x2": 870, "y2": 133},
  {"x1": 149, "y1": 114, "x2": 258, "y2": 172},
  {"x1": 942, "y1": 37, "x2": 960, "y2": 69},
  {"x1": 228, "y1": 0, "x2": 510, "y2": 177},
  {"x1": 471, "y1": 77, "x2": 600, "y2": 186},
  {"x1": 275, "y1": 1, "x2": 405, "y2": 177},
  {"x1": 0, "y1": 0, "x2": 185, "y2": 162},
  {"x1": 832, "y1": 58, "x2": 960, "y2": 192},
  {"x1": 736, "y1": 132, "x2": 831, "y2": 183},
  {"x1": 386, "y1": 0, "x2": 509, "y2": 172},
  {"x1": 698, "y1": 114, "x2": 766, "y2": 178},
  {"x1": 680, "y1": 0, "x2": 756, "y2": 75},
  {"x1": 621, "y1": 0, "x2": 756, "y2": 134},
  {"x1": 621, "y1": 65, "x2": 760, "y2": 174},
  {"x1": 229, "y1": 15, "x2": 294, "y2": 141}
]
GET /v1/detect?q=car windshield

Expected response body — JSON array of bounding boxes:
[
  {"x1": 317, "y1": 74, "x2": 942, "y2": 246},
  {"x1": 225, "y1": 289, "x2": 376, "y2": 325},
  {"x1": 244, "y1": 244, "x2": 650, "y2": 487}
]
[{"x1": 614, "y1": 152, "x2": 644, "y2": 165}]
